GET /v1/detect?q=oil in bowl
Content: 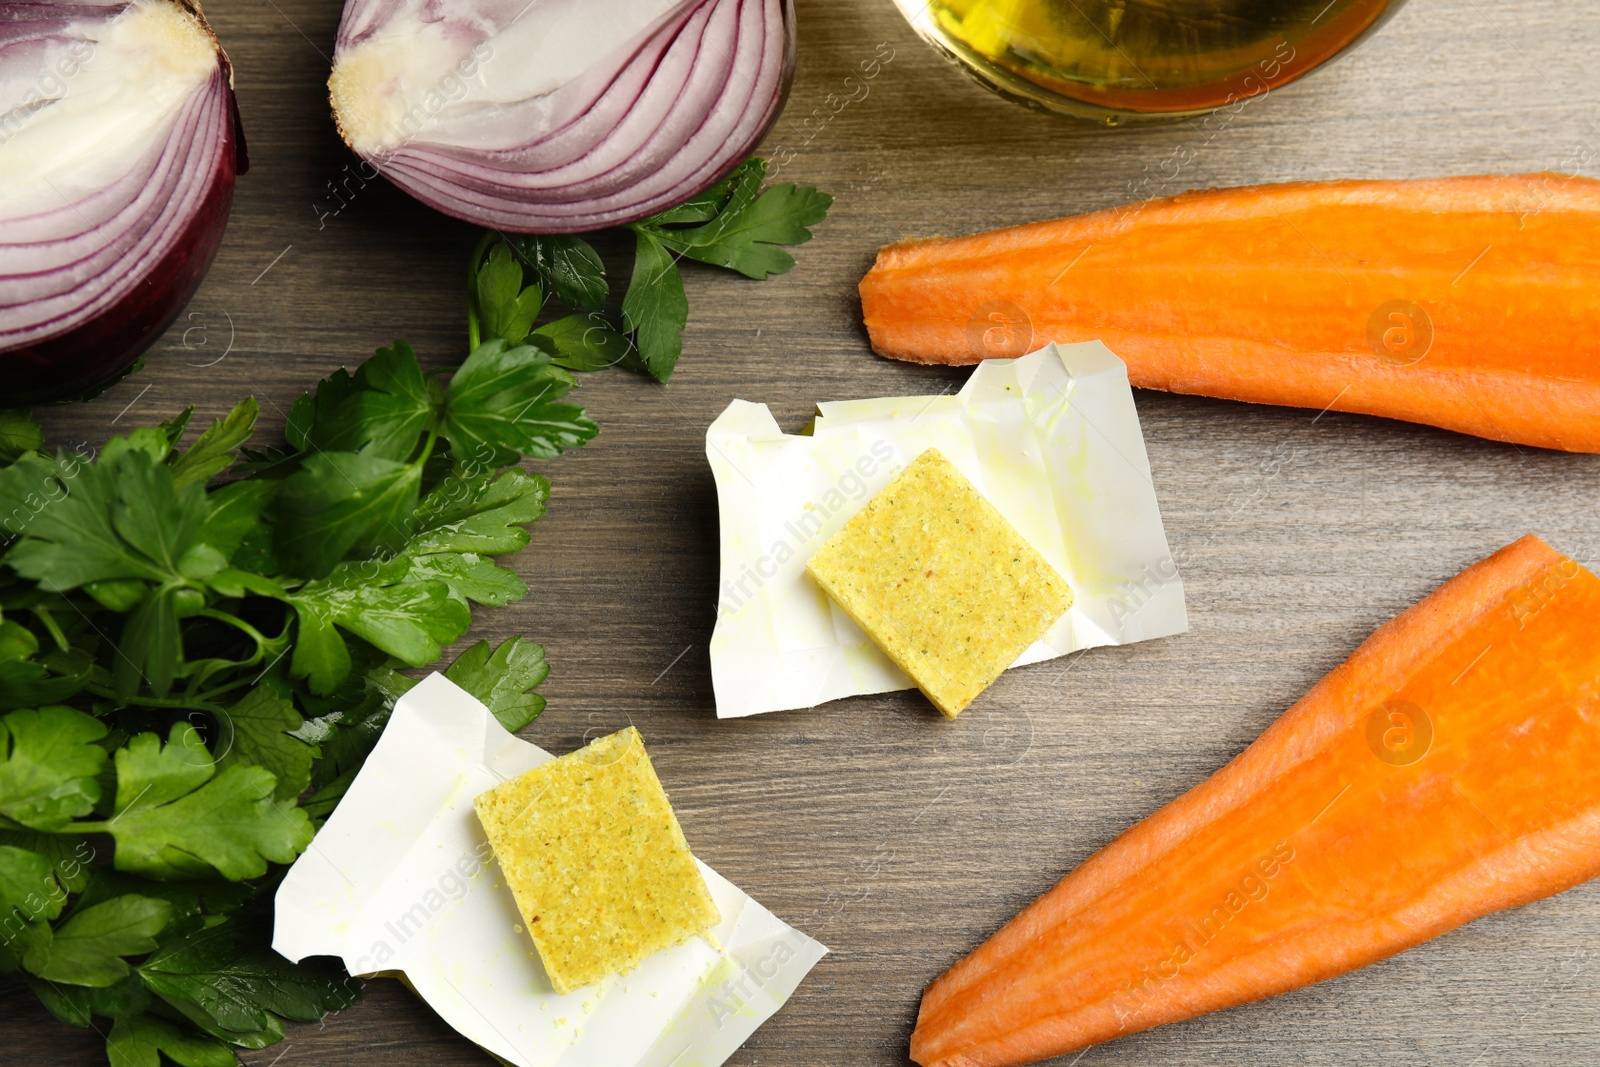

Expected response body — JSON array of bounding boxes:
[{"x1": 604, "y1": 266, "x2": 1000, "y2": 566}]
[{"x1": 892, "y1": 0, "x2": 1404, "y2": 123}]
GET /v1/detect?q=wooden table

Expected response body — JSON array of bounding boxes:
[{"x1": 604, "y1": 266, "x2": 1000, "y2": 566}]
[{"x1": 7, "y1": 0, "x2": 1600, "y2": 1063}]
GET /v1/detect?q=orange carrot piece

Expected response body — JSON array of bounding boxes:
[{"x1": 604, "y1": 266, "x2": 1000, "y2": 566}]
[
  {"x1": 912, "y1": 535, "x2": 1600, "y2": 1067},
  {"x1": 860, "y1": 175, "x2": 1600, "y2": 452}
]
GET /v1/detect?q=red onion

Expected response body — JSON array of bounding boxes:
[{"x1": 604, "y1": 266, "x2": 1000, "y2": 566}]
[
  {"x1": 0, "y1": 0, "x2": 243, "y2": 404},
  {"x1": 328, "y1": 0, "x2": 794, "y2": 233}
]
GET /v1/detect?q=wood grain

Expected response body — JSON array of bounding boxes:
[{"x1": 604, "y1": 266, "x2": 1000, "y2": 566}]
[{"x1": 6, "y1": 0, "x2": 1600, "y2": 1064}]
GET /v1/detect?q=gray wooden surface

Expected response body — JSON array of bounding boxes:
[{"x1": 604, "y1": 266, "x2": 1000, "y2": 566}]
[{"x1": 7, "y1": 0, "x2": 1600, "y2": 1063}]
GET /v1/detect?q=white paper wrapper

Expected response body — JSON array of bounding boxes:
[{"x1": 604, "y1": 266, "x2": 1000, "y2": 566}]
[
  {"x1": 274, "y1": 674, "x2": 826, "y2": 1066},
  {"x1": 708, "y1": 341, "x2": 1188, "y2": 719}
]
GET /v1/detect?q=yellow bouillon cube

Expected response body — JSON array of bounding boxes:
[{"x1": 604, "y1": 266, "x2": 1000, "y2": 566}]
[
  {"x1": 473, "y1": 727, "x2": 719, "y2": 994},
  {"x1": 806, "y1": 448, "x2": 1073, "y2": 718}
]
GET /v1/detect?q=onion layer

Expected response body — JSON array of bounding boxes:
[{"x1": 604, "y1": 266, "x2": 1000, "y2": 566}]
[
  {"x1": 0, "y1": 0, "x2": 242, "y2": 404},
  {"x1": 328, "y1": 0, "x2": 794, "y2": 233}
]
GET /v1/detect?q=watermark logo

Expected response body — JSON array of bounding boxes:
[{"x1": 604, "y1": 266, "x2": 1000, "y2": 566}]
[
  {"x1": 178, "y1": 309, "x2": 235, "y2": 368},
  {"x1": 348, "y1": 838, "x2": 496, "y2": 975},
  {"x1": 575, "y1": 712, "x2": 638, "y2": 769},
  {"x1": 1367, "y1": 301, "x2": 1432, "y2": 367},
  {"x1": 0, "y1": 39, "x2": 94, "y2": 147},
  {"x1": 1105, "y1": 556, "x2": 1182, "y2": 632},
  {"x1": 705, "y1": 931, "x2": 809, "y2": 1029},
  {"x1": 314, "y1": 161, "x2": 382, "y2": 230},
  {"x1": 1117, "y1": 40, "x2": 1295, "y2": 212},
  {"x1": 768, "y1": 42, "x2": 895, "y2": 178},
  {"x1": 965, "y1": 301, "x2": 1033, "y2": 359},
  {"x1": 0, "y1": 442, "x2": 96, "y2": 541},
  {"x1": 1366, "y1": 699, "x2": 1432, "y2": 766},
  {"x1": 718, "y1": 439, "x2": 895, "y2": 616},
  {"x1": 1510, "y1": 559, "x2": 1581, "y2": 630},
  {"x1": 1111, "y1": 840, "x2": 1296, "y2": 1028},
  {"x1": 1, "y1": 840, "x2": 96, "y2": 949},
  {"x1": 383, "y1": 43, "x2": 494, "y2": 148}
]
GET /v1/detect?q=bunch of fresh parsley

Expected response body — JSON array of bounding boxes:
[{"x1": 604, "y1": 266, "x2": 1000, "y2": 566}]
[
  {"x1": 469, "y1": 157, "x2": 833, "y2": 381},
  {"x1": 0, "y1": 337, "x2": 590, "y2": 1064}
]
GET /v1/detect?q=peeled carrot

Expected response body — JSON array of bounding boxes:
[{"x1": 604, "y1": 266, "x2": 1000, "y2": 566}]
[
  {"x1": 859, "y1": 175, "x2": 1600, "y2": 452},
  {"x1": 912, "y1": 534, "x2": 1600, "y2": 1067}
]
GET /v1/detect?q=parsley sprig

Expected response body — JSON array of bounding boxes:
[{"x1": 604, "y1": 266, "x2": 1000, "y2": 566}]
[
  {"x1": 468, "y1": 157, "x2": 832, "y2": 382},
  {"x1": 0, "y1": 336, "x2": 584, "y2": 1063}
]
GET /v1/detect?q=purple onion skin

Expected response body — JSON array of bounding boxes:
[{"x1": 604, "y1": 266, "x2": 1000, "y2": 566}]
[
  {"x1": 3, "y1": 145, "x2": 238, "y2": 405},
  {"x1": 623, "y1": 0, "x2": 795, "y2": 232},
  {"x1": 363, "y1": 0, "x2": 797, "y2": 235},
  {"x1": 2, "y1": 37, "x2": 247, "y2": 407}
]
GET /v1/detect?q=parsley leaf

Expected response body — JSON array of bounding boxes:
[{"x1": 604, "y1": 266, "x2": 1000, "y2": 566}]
[
  {"x1": 474, "y1": 242, "x2": 545, "y2": 348},
  {"x1": 476, "y1": 240, "x2": 524, "y2": 325},
  {"x1": 137, "y1": 914, "x2": 360, "y2": 1033},
  {"x1": 313, "y1": 568, "x2": 468, "y2": 663},
  {"x1": 404, "y1": 552, "x2": 526, "y2": 608},
  {"x1": 0, "y1": 830, "x2": 91, "y2": 894},
  {"x1": 442, "y1": 340, "x2": 598, "y2": 464},
  {"x1": 647, "y1": 164, "x2": 746, "y2": 225},
  {"x1": 281, "y1": 598, "x2": 350, "y2": 696},
  {"x1": 288, "y1": 559, "x2": 470, "y2": 692},
  {"x1": 611, "y1": 157, "x2": 830, "y2": 381},
  {"x1": 512, "y1": 234, "x2": 608, "y2": 312},
  {"x1": 201, "y1": 479, "x2": 277, "y2": 564},
  {"x1": 82, "y1": 724, "x2": 313, "y2": 881},
  {"x1": 535, "y1": 312, "x2": 633, "y2": 372},
  {"x1": 0, "y1": 706, "x2": 106, "y2": 831},
  {"x1": 111, "y1": 452, "x2": 215, "y2": 579},
  {"x1": 72, "y1": 870, "x2": 255, "y2": 943},
  {"x1": 444, "y1": 638, "x2": 548, "y2": 732},
  {"x1": 299, "y1": 664, "x2": 417, "y2": 795},
  {"x1": 113, "y1": 585, "x2": 181, "y2": 703},
  {"x1": 270, "y1": 451, "x2": 422, "y2": 577},
  {"x1": 405, "y1": 467, "x2": 549, "y2": 557},
  {"x1": 0, "y1": 620, "x2": 91, "y2": 711},
  {"x1": 284, "y1": 366, "x2": 359, "y2": 454},
  {"x1": 644, "y1": 158, "x2": 834, "y2": 280},
  {"x1": 1, "y1": 453, "x2": 169, "y2": 589},
  {"x1": 168, "y1": 398, "x2": 257, "y2": 491},
  {"x1": 22, "y1": 894, "x2": 170, "y2": 986},
  {"x1": 215, "y1": 686, "x2": 317, "y2": 802},
  {"x1": 0, "y1": 410, "x2": 44, "y2": 464},
  {"x1": 622, "y1": 231, "x2": 689, "y2": 381},
  {"x1": 28, "y1": 973, "x2": 152, "y2": 1027},
  {"x1": 0, "y1": 842, "x2": 67, "y2": 924},
  {"x1": 343, "y1": 342, "x2": 440, "y2": 461},
  {"x1": 463, "y1": 157, "x2": 829, "y2": 385},
  {"x1": 106, "y1": 1015, "x2": 235, "y2": 1067},
  {"x1": 277, "y1": 342, "x2": 442, "y2": 465}
]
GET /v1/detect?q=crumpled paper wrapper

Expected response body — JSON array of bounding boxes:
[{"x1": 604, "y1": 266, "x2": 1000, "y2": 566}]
[
  {"x1": 707, "y1": 341, "x2": 1188, "y2": 718},
  {"x1": 274, "y1": 674, "x2": 825, "y2": 1066}
]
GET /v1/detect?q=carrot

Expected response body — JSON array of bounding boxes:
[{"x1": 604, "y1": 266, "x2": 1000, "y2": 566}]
[
  {"x1": 911, "y1": 534, "x2": 1600, "y2": 1067},
  {"x1": 859, "y1": 175, "x2": 1600, "y2": 452}
]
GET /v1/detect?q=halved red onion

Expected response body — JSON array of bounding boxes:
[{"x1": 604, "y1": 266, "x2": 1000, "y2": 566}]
[
  {"x1": 0, "y1": 0, "x2": 242, "y2": 403},
  {"x1": 328, "y1": 0, "x2": 794, "y2": 233}
]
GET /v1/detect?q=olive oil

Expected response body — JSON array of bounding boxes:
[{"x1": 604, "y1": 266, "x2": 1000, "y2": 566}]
[{"x1": 893, "y1": 0, "x2": 1403, "y2": 122}]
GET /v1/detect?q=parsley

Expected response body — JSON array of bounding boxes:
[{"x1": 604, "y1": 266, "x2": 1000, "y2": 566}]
[
  {"x1": 468, "y1": 157, "x2": 831, "y2": 382},
  {"x1": 442, "y1": 636, "x2": 549, "y2": 732},
  {"x1": 0, "y1": 328, "x2": 586, "y2": 1062},
  {"x1": 23, "y1": 894, "x2": 171, "y2": 986},
  {"x1": 0, "y1": 410, "x2": 45, "y2": 465},
  {"x1": 106, "y1": 1015, "x2": 236, "y2": 1067}
]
